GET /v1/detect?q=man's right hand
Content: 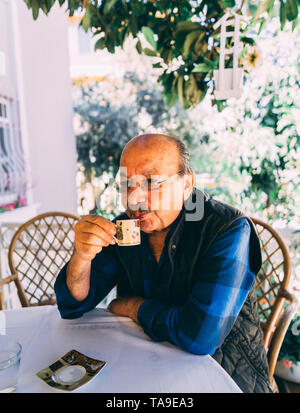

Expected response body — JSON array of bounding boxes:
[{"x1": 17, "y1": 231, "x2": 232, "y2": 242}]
[
  {"x1": 65, "y1": 215, "x2": 117, "y2": 302},
  {"x1": 74, "y1": 215, "x2": 117, "y2": 261}
]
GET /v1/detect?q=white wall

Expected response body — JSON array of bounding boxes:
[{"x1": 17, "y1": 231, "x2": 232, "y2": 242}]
[
  {"x1": 13, "y1": 1, "x2": 78, "y2": 215},
  {"x1": 68, "y1": 19, "x2": 143, "y2": 79}
]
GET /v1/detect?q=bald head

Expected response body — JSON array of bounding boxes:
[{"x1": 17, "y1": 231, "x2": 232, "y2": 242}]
[
  {"x1": 122, "y1": 134, "x2": 177, "y2": 161},
  {"x1": 121, "y1": 133, "x2": 193, "y2": 174}
]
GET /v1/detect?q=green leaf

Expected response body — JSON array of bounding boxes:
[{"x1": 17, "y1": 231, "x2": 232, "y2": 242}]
[
  {"x1": 219, "y1": 0, "x2": 236, "y2": 7},
  {"x1": 286, "y1": 0, "x2": 298, "y2": 21},
  {"x1": 183, "y1": 30, "x2": 202, "y2": 59},
  {"x1": 130, "y1": 15, "x2": 138, "y2": 36},
  {"x1": 103, "y1": 0, "x2": 118, "y2": 15},
  {"x1": 143, "y1": 48, "x2": 157, "y2": 57},
  {"x1": 215, "y1": 100, "x2": 225, "y2": 111},
  {"x1": 241, "y1": 36, "x2": 256, "y2": 45},
  {"x1": 94, "y1": 37, "x2": 106, "y2": 50},
  {"x1": 135, "y1": 39, "x2": 142, "y2": 54},
  {"x1": 142, "y1": 26, "x2": 157, "y2": 51},
  {"x1": 177, "y1": 76, "x2": 190, "y2": 109},
  {"x1": 31, "y1": 0, "x2": 40, "y2": 20},
  {"x1": 165, "y1": 89, "x2": 178, "y2": 107},
  {"x1": 41, "y1": 3, "x2": 49, "y2": 15},
  {"x1": 192, "y1": 63, "x2": 211, "y2": 73},
  {"x1": 203, "y1": 57, "x2": 217, "y2": 69},
  {"x1": 105, "y1": 36, "x2": 115, "y2": 53},
  {"x1": 176, "y1": 21, "x2": 203, "y2": 32},
  {"x1": 82, "y1": 5, "x2": 91, "y2": 32},
  {"x1": 280, "y1": 0, "x2": 287, "y2": 29},
  {"x1": 292, "y1": 17, "x2": 299, "y2": 30},
  {"x1": 177, "y1": 76, "x2": 185, "y2": 107},
  {"x1": 194, "y1": 32, "x2": 206, "y2": 54}
]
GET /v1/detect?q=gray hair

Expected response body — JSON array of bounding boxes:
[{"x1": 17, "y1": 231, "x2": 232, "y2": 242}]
[{"x1": 165, "y1": 134, "x2": 194, "y2": 175}]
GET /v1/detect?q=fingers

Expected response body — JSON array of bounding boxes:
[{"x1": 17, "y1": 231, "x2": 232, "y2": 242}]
[
  {"x1": 76, "y1": 223, "x2": 115, "y2": 245},
  {"x1": 74, "y1": 215, "x2": 117, "y2": 260},
  {"x1": 84, "y1": 215, "x2": 117, "y2": 235},
  {"x1": 79, "y1": 232, "x2": 111, "y2": 247}
]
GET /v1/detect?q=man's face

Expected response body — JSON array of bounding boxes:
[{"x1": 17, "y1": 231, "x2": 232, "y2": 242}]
[{"x1": 119, "y1": 141, "x2": 190, "y2": 234}]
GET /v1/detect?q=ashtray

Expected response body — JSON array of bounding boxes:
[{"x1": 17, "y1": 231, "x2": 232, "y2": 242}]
[{"x1": 36, "y1": 349, "x2": 106, "y2": 391}]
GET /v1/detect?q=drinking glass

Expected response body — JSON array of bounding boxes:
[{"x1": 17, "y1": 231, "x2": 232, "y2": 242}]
[{"x1": 0, "y1": 336, "x2": 22, "y2": 393}]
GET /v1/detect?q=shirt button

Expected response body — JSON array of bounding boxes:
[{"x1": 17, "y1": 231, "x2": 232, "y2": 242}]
[{"x1": 171, "y1": 244, "x2": 176, "y2": 250}]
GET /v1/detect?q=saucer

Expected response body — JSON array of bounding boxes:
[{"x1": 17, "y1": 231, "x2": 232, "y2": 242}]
[{"x1": 36, "y1": 349, "x2": 106, "y2": 391}]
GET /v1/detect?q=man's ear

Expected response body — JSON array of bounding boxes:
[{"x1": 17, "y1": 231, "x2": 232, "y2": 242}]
[{"x1": 183, "y1": 173, "x2": 194, "y2": 201}]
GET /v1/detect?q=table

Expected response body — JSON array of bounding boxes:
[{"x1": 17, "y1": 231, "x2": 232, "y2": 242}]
[{"x1": 0, "y1": 306, "x2": 242, "y2": 393}]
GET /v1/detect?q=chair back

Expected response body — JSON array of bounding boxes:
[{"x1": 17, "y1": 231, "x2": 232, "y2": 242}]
[
  {"x1": 8, "y1": 212, "x2": 79, "y2": 307},
  {"x1": 250, "y1": 217, "x2": 292, "y2": 351}
]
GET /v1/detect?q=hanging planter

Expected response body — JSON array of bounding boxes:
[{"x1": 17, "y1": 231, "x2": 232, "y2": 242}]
[
  {"x1": 212, "y1": 11, "x2": 245, "y2": 100},
  {"x1": 213, "y1": 67, "x2": 244, "y2": 100}
]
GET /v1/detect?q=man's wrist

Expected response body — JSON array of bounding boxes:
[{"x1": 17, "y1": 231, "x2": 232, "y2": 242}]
[
  {"x1": 66, "y1": 251, "x2": 92, "y2": 302},
  {"x1": 73, "y1": 249, "x2": 93, "y2": 264},
  {"x1": 129, "y1": 297, "x2": 147, "y2": 322}
]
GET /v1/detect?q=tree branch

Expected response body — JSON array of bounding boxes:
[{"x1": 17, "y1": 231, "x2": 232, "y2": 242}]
[{"x1": 237, "y1": 0, "x2": 246, "y2": 14}]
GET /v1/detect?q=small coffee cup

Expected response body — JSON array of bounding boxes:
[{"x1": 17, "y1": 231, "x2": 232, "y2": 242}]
[{"x1": 115, "y1": 219, "x2": 141, "y2": 246}]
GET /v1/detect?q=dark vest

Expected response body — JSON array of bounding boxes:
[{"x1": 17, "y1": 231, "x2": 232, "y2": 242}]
[{"x1": 113, "y1": 189, "x2": 273, "y2": 393}]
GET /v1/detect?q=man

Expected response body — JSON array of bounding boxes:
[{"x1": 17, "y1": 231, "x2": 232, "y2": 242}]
[{"x1": 54, "y1": 133, "x2": 272, "y2": 393}]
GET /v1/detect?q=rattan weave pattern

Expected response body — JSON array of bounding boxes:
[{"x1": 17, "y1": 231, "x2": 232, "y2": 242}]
[
  {"x1": 8, "y1": 212, "x2": 79, "y2": 306},
  {"x1": 250, "y1": 217, "x2": 292, "y2": 351}
]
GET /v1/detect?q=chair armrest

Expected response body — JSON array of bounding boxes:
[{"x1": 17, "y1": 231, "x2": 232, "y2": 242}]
[
  {"x1": 0, "y1": 273, "x2": 18, "y2": 310},
  {"x1": 0, "y1": 273, "x2": 18, "y2": 287},
  {"x1": 268, "y1": 289, "x2": 299, "y2": 380},
  {"x1": 278, "y1": 288, "x2": 298, "y2": 303}
]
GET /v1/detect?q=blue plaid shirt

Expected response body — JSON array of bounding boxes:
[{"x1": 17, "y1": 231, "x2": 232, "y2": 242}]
[{"x1": 54, "y1": 217, "x2": 255, "y2": 356}]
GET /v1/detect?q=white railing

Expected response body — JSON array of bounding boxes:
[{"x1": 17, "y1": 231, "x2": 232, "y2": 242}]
[
  {"x1": 0, "y1": 222, "x2": 22, "y2": 309},
  {"x1": 0, "y1": 96, "x2": 27, "y2": 206}
]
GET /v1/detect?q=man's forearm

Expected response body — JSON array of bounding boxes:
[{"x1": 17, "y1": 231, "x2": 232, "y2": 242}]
[
  {"x1": 108, "y1": 296, "x2": 147, "y2": 322},
  {"x1": 66, "y1": 251, "x2": 92, "y2": 301}
]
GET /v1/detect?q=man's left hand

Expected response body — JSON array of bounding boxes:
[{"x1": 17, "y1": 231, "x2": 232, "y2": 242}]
[{"x1": 108, "y1": 296, "x2": 146, "y2": 322}]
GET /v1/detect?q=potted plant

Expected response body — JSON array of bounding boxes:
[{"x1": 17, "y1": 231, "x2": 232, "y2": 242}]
[{"x1": 275, "y1": 313, "x2": 300, "y2": 383}]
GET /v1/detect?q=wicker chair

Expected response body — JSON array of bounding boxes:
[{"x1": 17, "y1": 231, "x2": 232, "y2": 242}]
[
  {"x1": 250, "y1": 217, "x2": 298, "y2": 390},
  {"x1": 0, "y1": 212, "x2": 79, "y2": 309}
]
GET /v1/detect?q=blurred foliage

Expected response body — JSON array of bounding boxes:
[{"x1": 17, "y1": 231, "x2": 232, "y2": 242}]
[
  {"x1": 278, "y1": 313, "x2": 300, "y2": 366},
  {"x1": 187, "y1": 21, "x2": 300, "y2": 224},
  {"x1": 74, "y1": 19, "x2": 300, "y2": 224},
  {"x1": 74, "y1": 71, "x2": 198, "y2": 178},
  {"x1": 239, "y1": 73, "x2": 300, "y2": 220},
  {"x1": 24, "y1": 0, "x2": 300, "y2": 109},
  {"x1": 74, "y1": 70, "x2": 200, "y2": 214}
]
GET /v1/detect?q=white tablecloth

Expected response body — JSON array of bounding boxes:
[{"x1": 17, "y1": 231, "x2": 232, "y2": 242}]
[{"x1": 0, "y1": 306, "x2": 242, "y2": 393}]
